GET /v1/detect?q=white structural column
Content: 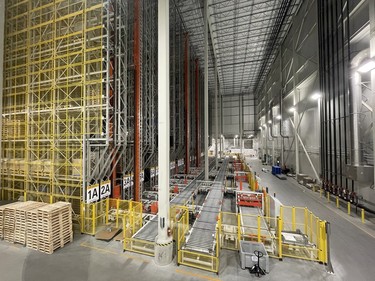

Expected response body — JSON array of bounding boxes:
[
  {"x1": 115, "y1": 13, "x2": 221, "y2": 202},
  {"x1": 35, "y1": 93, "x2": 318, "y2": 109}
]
[
  {"x1": 0, "y1": 0, "x2": 4, "y2": 178},
  {"x1": 239, "y1": 96, "x2": 243, "y2": 154},
  {"x1": 293, "y1": 37, "x2": 300, "y2": 175},
  {"x1": 204, "y1": 0, "x2": 209, "y2": 180},
  {"x1": 214, "y1": 60, "x2": 218, "y2": 169},
  {"x1": 370, "y1": 0, "x2": 375, "y2": 186},
  {"x1": 155, "y1": 0, "x2": 173, "y2": 265}
]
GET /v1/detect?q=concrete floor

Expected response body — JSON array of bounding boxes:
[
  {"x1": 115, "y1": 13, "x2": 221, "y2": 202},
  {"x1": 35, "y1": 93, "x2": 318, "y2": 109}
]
[{"x1": 1, "y1": 158, "x2": 375, "y2": 280}]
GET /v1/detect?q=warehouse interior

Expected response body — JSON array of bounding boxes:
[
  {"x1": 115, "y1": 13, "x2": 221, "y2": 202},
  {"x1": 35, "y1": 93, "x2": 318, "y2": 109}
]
[{"x1": 1, "y1": 0, "x2": 375, "y2": 280}]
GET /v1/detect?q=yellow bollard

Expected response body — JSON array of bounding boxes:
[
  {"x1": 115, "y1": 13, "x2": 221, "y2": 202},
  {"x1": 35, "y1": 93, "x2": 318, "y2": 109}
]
[
  {"x1": 347, "y1": 202, "x2": 351, "y2": 215},
  {"x1": 362, "y1": 209, "x2": 365, "y2": 223},
  {"x1": 336, "y1": 196, "x2": 339, "y2": 208}
]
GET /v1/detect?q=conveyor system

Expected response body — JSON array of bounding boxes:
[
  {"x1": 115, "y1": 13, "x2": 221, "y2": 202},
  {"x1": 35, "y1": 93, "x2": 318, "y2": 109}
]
[
  {"x1": 183, "y1": 159, "x2": 228, "y2": 255},
  {"x1": 239, "y1": 206, "x2": 276, "y2": 254},
  {"x1": 132, "y1": 161, "x2": 216, "y2": 242}
]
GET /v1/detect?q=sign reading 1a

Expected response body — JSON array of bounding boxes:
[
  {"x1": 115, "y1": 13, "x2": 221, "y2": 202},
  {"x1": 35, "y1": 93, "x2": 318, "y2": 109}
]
[{"x1": 86, "y1": 184, "x2": 100, "y2": 203}]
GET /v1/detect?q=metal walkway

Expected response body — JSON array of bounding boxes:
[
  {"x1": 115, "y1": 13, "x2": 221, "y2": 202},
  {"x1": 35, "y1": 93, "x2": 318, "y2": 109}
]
[
  {"x1": 183, "y1": 159, "x2": 228, "y2": 254},
  {"x1": 133, "y1": 162, "x2": 214, "y2": 242}
]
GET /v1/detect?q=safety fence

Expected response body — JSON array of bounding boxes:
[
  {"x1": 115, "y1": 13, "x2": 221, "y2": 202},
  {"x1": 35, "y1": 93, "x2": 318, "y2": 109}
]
[
  {"x1": 80, "y1": 198, "x2": 142, "y2": 236},
  {"x1": 123, "y1": 205, "x2": 188, "y2": 257},
  {"x1": 177, "y1": 221, "x2": 221, "y2": 273},
  {"x1": 218, "y1": 203, "x2": 327, "y2": 264}
]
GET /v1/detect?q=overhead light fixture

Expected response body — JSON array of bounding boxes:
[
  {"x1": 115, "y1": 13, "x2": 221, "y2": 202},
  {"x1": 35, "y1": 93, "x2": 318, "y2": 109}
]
[
  {"x1": 276, "y1": 115, "x2": 282, "y2": 120},
  {"x1": 268, "y1": 120, "x2": 272, "y2": 124},
  {"x1": 358, "y1": 58, "x2": 375, "y2": 73},
  {"x1": 248, "y1": 134, "x2": 254, "y2": 138},
  {"x1": 235, "y1": 135, "x2": 238, "y2": 138},
  {"x1": 289, "y1": 107, "x2": 296, "y2": 113},
  {"x1": 311, "y1": 92, "x2": 322, "y2": 100},
  {"x1": 263, "y1": 124, "x2": 267, "y2": 129},
  {"x1": 259, "y1": 126, "x2": 262, "y2": 130}
]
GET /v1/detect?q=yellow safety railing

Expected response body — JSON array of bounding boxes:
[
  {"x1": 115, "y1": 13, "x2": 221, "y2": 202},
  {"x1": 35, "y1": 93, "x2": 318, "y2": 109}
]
[
  {"x1": 80, "y1": 200, "x2": 107, "y2": 235},
  {"x1": 178, "y1": 222, "x2": 221, "y2": 273},
  {"x1": 81, "y1": 198, "x2": 142, "y2": 236},
  {"x1": 279, "y1": 205, "x2": 326, "y2": 262},
  {"x1": 220, "y1": 211, "x2": 239, "y2": 250}
]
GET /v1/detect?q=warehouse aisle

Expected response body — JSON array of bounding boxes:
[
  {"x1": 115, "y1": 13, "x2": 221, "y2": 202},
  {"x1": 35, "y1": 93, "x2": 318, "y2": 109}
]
[{"x1": 247, "y1": 158, "x2": 375, "y2": 281}]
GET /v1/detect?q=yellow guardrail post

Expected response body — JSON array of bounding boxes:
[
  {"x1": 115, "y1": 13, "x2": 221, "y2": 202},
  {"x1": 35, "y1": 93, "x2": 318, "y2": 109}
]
[
  {"x1": 237, "y1": 212, "x2": 241, "y2": 246},
  {"x1": 49, "y1": 195, "x2": 53, "y2": 204},
  {"x1": 93, "y1": 203, "x2": 96, "y2": 235},
  {"x1": 105, "y1": 198, "x2": 109, "y2": 225},
  {"x1": 347, "y1": 202, "x2": 351, "y2": 215},
  {"x1": 292, "y1": 206, "x2": 296, "y2": 231},
  {"x1": 336, "y1": 196, "x2": 339, "y2": 208},
  {"x1": 362, "y1": 209, "x2": 365, "y2": 223},
  {"x1": 278, "y1": 217, "x2": 282, "y2": 260},
  {"x1": 257, "y1": 215, "x2": 261, "y2": 242},
  {"x1": 80, "y1": 202, "x2": 84, "y2": 233},
  {"x1": 116, "y1": 199, "x2": 120, "y2": 228},
  {"x1": 309, "y1": 212, "x2": 313, "y2": 240},
  {"x1": 304, "y1": 208, "x2": 308, "y2": 235}
]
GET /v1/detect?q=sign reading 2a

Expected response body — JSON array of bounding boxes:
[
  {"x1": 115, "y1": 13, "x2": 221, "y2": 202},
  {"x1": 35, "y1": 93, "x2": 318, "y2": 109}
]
[{"x1": 100, "y1": 180, "x2": 111, "y2": 199}]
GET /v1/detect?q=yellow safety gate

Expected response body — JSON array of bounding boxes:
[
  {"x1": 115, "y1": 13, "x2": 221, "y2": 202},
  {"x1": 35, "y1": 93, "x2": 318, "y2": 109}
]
[
  {"x1": 279, "y1": 206, "x2": 326, "y2": 262},
  {"x1": 178, "y1": 222, "x2": 221, "y2": 273},
  {"x1": 81, "y1": 198, "x2": 142, "y2": 236}
]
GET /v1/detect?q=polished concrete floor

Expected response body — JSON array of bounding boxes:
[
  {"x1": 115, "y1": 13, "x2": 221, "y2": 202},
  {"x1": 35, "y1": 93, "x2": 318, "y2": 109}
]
[{"x1": 1, "y1": 158, "x2": 375, "y2": 280}]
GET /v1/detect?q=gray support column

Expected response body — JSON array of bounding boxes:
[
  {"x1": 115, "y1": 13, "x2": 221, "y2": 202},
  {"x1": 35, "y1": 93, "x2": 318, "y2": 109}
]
[
  {"x1": 370, "y1": 0, "x2": 375, "y2": 186},
  {"x1": 155, "y1": 0, "x2": 173, "y2": 265},
  {"x1": 215, "y1": 61, "x2": 218, "y2": 169},
  {"x1": 204, "y1": 0, "x2": 209, "y2": 180}
]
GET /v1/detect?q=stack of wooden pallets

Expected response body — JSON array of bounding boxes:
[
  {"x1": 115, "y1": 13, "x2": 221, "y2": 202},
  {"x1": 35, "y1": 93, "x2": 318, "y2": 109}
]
[
  {"x1": 15, "y1": 202, "x2": 47, "y2": 245},
  {"x1": 37, "y1": 202, "x2": 73, "y2": 254},
  {"x1": 3, "y1": 202, "x2": 24, "y2": 243},
  {"x1": 26, "y1": 204, "x2": 47, "y2": 250},
  {"x1": 0, "y1": 201, "x2": 73, "y2": 254}
]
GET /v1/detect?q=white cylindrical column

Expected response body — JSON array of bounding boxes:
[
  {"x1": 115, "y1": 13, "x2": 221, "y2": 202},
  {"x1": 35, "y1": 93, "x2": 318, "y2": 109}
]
[
  {"x1": 214, "y1": 60, "x2": 218, "y2": 169},
  {"x1": 155, "y1": 0, "x2": 173, "y2": 266},
  {"x1": 204, "y1": 0, "x2": 209, "y2": 180}
]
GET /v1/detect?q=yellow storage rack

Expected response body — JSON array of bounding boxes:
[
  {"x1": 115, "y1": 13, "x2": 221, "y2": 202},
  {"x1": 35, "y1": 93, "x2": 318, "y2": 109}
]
[{"x1": 1, "y1": 0, "x2": 109, "y2": 214}]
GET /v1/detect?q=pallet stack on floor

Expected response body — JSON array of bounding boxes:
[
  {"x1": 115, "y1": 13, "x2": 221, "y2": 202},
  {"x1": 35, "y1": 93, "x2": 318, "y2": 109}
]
[
  {"x1": 0, "y1": 201, "x2": 73, "y2": 254},
  {"x1": 37, "y1": 202, "x2": 73, "y2": 254}
]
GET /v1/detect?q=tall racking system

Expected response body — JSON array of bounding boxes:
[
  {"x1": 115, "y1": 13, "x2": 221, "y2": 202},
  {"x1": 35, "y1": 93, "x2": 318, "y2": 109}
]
[{"x1": 1, "y1": 0, "x2": 206, "y2": 216}]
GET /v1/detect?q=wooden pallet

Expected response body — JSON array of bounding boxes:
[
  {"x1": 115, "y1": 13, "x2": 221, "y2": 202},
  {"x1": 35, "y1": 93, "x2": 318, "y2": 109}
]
[
  {"x1": 3, "y1": 202, "x2": 25, "y2": 243},
  {"x1": 14, "y1": 202, "x2": 47, "y2": 245},
  {"x1": 37, "y1": 202, "x2": 73, "y2": 254},
  {"x1": 0, "y1": 202, "x2": 25, "y2": 240}
]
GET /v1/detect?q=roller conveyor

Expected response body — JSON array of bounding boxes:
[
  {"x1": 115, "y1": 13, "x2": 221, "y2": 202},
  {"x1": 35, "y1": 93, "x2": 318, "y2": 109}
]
[
  {"x1": 183, "y1": 159, "x2": 228, "y2": 254},
  {"x1": 133, "y1": 162, "x2": 215, "y2": 242}
]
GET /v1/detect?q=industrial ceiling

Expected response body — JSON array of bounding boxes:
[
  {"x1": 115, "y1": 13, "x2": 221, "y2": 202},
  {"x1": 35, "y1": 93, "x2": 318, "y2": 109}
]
[{"x1": 174, "y1": 0, "x2": 301, "y2": 96}]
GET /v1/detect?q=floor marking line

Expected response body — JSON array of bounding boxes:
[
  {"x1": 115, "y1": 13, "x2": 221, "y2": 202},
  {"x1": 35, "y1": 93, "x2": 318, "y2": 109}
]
[
  {"x1": 79, "y1": 241, "x2": 150, "y2": 263},
  {"x1": 175, "y1": 268, "x2": 221, "y2": 281}
]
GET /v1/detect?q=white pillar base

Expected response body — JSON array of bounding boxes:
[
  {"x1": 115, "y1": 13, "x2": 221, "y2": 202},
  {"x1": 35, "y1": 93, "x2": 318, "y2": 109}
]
[{"x1": 154, "y1": 237, "x2": 173, "y2": 266}]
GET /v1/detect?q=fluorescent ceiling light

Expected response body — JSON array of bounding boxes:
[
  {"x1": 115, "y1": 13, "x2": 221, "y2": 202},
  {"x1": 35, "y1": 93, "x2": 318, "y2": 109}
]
[
  {"x1": 235, "y1": 135, "x2": 238, "y2": 138},
  {"x1": 268, "y1": 120, "x2": 272, "y2": 124},
  {"x1": 289, "y1": 107, "x2": 296, "y2": 112},
  {"x1": 358, "y1": 59, "x2": 375, "y2": 73},
  {"x1": 263, "y1": 124, "x2": 267, "y2": 129},
  {"x1": 311, "y1": 92, "x2": 322, "y2": 100},
  {"x1": 276, "y1": 115, "x2": 282, "y2": 120},
  {"x1": 259, "y1": 126, "x2": 262, "y2": 130}
]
